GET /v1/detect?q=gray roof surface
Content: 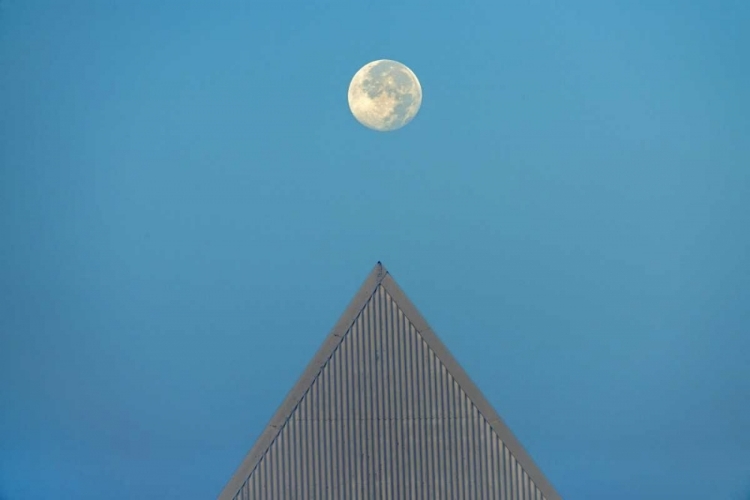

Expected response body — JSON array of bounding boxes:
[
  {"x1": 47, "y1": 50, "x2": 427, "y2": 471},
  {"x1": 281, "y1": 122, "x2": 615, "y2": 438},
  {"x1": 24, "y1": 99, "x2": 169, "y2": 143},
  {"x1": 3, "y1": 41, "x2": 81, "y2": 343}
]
[{"x1": 218, "y1": 262, "x2": 562, "y2": 500}]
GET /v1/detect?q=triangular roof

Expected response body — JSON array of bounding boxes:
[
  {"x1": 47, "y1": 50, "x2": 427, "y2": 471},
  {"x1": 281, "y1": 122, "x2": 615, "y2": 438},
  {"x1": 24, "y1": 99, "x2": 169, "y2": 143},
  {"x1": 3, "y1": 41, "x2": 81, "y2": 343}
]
[{"x1": 219, "y1": 262, "x2": 562, "y2": 500}]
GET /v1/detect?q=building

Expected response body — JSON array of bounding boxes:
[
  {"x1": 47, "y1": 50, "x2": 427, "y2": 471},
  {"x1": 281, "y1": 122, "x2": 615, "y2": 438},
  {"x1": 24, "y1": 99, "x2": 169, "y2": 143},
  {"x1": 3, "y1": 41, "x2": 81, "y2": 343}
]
[{"x1": 218, "y1": 262, "x2": 561, "y2": 499}]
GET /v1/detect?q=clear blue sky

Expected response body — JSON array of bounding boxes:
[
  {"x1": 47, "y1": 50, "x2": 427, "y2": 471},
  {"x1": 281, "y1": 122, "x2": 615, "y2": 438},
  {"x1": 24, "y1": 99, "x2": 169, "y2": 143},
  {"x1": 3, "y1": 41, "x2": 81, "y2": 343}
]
[{"x1": 1, "y1": 1, "x2": 749, "y2": 498}]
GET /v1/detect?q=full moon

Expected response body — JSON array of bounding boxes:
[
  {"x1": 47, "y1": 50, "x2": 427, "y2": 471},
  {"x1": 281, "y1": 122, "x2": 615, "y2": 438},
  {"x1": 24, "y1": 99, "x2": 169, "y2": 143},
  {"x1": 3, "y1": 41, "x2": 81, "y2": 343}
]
[{"x1": 348, "y1": 60, "x2": 422, "y2": 132}]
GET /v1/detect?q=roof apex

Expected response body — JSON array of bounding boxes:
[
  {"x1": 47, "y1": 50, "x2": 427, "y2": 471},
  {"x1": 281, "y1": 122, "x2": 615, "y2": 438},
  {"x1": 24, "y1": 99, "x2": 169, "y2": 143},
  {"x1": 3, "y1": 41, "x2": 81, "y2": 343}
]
[{"x1": 218, "y1": 262, "x2": 561, "y2": 500}]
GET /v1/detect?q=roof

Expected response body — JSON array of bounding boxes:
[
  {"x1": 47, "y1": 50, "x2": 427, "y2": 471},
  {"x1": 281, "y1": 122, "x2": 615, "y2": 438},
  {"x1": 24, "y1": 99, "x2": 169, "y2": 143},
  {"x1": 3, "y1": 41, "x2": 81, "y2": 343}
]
[{"x1": 218, "y1": 262, "x2": 562, "y2": 499}]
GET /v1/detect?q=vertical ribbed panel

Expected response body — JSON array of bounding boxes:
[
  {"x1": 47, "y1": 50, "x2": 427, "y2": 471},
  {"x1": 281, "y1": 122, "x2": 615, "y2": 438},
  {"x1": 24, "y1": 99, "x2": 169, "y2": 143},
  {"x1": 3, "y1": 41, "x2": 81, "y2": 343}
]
[{"x1": 232, "y1": 285, "x2": 547, "y2": 500}]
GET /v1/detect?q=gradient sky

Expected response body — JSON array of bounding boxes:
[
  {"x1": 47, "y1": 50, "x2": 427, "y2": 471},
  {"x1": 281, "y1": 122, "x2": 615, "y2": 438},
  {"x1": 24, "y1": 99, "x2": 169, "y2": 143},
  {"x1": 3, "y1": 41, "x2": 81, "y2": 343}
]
[{"x1": 2, "y1": 1, "x2": 749, "y2": 498}]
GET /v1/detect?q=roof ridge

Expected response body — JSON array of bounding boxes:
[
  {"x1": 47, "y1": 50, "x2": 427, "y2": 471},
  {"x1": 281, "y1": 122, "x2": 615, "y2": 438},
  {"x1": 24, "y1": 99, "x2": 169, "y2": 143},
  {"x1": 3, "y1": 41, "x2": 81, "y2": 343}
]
[{"x1": 217, "y1": 262, "x2": 562, "y2": 500}]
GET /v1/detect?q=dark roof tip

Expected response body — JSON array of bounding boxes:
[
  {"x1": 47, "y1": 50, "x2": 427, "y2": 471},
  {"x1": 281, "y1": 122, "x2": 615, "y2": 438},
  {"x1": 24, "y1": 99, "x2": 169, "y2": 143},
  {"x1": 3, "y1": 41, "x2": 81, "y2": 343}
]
[{"x1": 375, "y1": 261, "x2": 388, "y2": 282}]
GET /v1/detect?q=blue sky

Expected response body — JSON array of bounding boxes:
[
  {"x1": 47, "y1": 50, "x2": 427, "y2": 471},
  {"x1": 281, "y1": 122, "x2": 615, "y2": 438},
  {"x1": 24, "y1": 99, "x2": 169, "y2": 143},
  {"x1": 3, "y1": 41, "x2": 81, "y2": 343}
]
[{"x1": 1, "y1": 1, "x2": 749, "y2": 498}]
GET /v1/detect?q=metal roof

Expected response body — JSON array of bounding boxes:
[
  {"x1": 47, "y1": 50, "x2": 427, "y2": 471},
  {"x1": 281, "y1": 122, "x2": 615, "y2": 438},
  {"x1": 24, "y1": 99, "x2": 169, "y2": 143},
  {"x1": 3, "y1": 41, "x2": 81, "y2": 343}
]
[{"x1": 218, "y1": 262, "x2": 562, "y2": 500}]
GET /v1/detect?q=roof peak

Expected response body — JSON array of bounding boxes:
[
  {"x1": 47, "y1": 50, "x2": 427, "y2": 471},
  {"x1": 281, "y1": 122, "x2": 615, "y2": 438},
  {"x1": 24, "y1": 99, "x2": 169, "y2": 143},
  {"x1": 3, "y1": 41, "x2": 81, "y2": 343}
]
[
  {"x1": 375, "y1": 260, "x2": 387, "y2": 281},
  {"x1": 218, "y1": 264, "x2": 561, "y2": 500}
]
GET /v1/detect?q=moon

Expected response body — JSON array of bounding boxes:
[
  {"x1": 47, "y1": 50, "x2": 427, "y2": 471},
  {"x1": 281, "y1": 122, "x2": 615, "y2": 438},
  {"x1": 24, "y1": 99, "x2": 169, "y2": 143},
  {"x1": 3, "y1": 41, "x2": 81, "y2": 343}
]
[{"x1": 347, "y1": 60, "x2": 422, "y2": 132}]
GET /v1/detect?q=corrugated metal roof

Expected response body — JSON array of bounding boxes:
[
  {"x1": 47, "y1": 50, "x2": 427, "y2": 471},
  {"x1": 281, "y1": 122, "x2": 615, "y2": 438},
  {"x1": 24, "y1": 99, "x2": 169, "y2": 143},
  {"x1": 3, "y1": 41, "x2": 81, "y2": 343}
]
[{"x1": 218, "y1": 262, "x2": 562, "y2": 499}]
